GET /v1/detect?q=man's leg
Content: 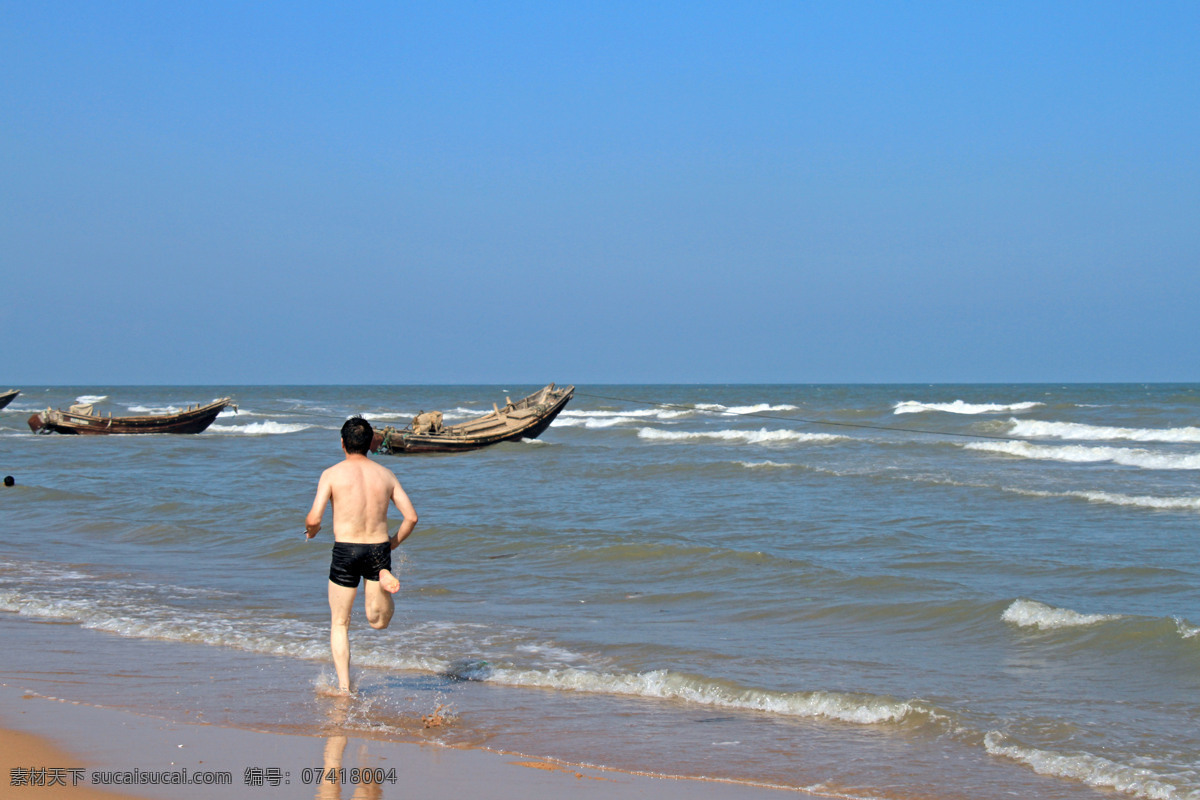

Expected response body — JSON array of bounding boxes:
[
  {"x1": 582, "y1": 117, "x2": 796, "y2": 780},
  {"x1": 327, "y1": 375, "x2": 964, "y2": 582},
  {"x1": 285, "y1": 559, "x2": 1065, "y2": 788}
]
[
  {"x1": 328, "y1": 581, "x2": 357, "y2": 692},
  {"x1": 364, "y1": 578, "x2": 395, "y2": 630}
]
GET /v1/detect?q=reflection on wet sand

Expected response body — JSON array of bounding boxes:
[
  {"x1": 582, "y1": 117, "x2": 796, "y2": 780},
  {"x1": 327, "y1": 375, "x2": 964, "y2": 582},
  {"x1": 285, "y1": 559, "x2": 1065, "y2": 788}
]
[
  {"x1": 316, "y1": 696, "x2": 384, "y2": 800},
  {"x1": 316, "y1": 733, "x2": 383, "y2": 800}
]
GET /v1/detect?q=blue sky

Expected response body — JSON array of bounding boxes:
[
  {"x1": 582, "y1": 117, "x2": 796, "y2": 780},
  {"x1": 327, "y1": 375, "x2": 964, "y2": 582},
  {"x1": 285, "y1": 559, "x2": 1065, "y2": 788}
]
[{"x1": 2, "y1": 2, "x2": 1197, "y2": 384}]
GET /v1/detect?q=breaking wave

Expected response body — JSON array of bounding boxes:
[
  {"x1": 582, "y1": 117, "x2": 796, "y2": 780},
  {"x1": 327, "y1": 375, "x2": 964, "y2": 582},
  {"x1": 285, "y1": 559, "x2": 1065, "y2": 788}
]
[
  {"x1": 702, "y1": 403, "x2": 800, "y2": 416},
  {"x1": 554, "y1": 415, "x2": 650, "y2": 429},
  {"x1": 443, "y1": 662, "x2": 918, "y2": 725},
  {"x1": 359, "y1": 411, "x2": 413, "y2": 422},
  {"x1": 1014, "y1": 488, "x2": 1200, "y2": 512},
  {"x1": 736, "y1": 460, "x2": 795, "y2": 469},
  {"x1": 638, "y1": 428, "x2": 844, "y2": 445},
  {"x1": 1007, "y1": 419, "x2": 1200, "y2": 443},
  {"x1": 985, "y1": 732, "x2": 1195, "y2": 800},
  {"x1": 1, "y1": 582, "x2": 919, "y2": 729},
  {"x1": 559, "y1": 407, "x2": 696, "y2": 424},
  {"x1": 208, "y1": 421, "x2": 312, "y2": 435},
  {"x1": 894, "y1": 400, "x2": 1043, "y2": 415},
  {"x1": 126, "y1": 404, "x2": 183, "y2": 414},
  {"x1": 1176, "y1": 618, "x2": 1200, "y2": 639},
  {"x1": 1002, "y1": 599, "x2": 1122, "y2": 630},
  {"x1": 556, "y1": 403, "x2": 800, "y2": 428},
  {"x1": 965, "y1": 441, "x2": 1200, "y2": 470}
]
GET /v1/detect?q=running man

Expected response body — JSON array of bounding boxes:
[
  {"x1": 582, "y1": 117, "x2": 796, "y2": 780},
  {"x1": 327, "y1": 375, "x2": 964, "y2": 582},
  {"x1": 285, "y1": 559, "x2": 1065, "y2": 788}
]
[{"x1": 305, "y1": 416, "x2": 418, "y2": 694}]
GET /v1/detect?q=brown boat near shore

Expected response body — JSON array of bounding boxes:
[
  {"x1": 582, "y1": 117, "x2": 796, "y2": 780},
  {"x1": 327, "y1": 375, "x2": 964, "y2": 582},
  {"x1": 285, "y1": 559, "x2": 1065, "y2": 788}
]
[
  {"x1": 0, "y1": 389, "x2": 18, "y2": 410},
  {"x1": 28, "y1": 397, "x2": 236, "y2": 435},
  {"x1": 372, "y1": 383, "x2": 574, "y2": 454}
]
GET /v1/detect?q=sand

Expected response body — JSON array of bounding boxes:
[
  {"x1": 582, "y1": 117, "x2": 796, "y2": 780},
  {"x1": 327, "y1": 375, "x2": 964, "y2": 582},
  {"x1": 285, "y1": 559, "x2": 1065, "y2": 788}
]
[{"x1": 0, "y1": 683, "x2": 791, "y2": 799}]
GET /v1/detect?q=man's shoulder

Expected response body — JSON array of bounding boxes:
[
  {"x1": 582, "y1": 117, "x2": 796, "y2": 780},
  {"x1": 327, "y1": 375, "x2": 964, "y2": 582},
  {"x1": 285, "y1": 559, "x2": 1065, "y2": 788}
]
[
  {"x1": 327, "y1": 456, "x2": 396, "y2": 482},
  {"x1": 367, "y1": 459, "x2": 400, "y2": 482},
  {"x1": 321, "y1": 460, "x2": 359, "y2": 483}
]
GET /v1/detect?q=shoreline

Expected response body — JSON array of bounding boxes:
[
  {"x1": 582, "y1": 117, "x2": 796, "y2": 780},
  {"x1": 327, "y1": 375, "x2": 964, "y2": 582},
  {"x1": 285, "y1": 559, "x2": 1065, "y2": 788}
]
[{"x1": 0, "y1": 683, "x2": 799, "y2": 799}]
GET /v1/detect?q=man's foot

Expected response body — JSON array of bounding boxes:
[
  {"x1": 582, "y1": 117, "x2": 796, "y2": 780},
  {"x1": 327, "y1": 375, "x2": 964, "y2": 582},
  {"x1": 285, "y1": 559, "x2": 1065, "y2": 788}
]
[{"x1": 379, "y1": 569, "x2": 400, "y2": 594}]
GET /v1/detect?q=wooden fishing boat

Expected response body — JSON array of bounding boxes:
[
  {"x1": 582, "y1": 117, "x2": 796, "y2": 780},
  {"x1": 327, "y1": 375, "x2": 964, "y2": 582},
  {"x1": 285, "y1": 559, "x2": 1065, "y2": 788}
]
[
  {"x1": 28, "y1": 397, "x2": 236, "y2": 435},
  {"x1": 372, "y1": 383, "x2": 574, "y2": 454},
  {"x1": 0, "y1": 389, "x2": 18, "y2": 410}
]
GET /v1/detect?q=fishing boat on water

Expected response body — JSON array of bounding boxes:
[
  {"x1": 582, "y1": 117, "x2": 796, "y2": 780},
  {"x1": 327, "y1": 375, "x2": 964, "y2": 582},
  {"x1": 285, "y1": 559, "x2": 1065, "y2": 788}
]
[
  {"x1": 28, "y1": 397, "x2": 236, "y2": 435},
  {"x1": 0, "y1": 389, "x2": 18, "y2": 410},
  {"x1": 372, "y1": 383, "x2": 574, "y2": 454}
]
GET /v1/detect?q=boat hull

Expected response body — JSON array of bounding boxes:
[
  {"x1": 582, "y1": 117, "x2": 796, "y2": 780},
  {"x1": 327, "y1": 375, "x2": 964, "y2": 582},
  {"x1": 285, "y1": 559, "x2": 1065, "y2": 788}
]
[
  {"x1": 373, "y1": 384, "x2": 573, "y2": 455},
  {"x1": 27, "y1": 398, "x2": 235, "y2": 435},
  {"x1": 0, "y1": 389, "x2": 18, "y2": 410}
]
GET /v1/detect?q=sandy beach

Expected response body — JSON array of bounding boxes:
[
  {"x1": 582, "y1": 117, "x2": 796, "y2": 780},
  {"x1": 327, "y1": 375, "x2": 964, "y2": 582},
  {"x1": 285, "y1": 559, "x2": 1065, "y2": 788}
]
[{"x1": 1, "y1": 680, "x2": 794, "y2": 800}]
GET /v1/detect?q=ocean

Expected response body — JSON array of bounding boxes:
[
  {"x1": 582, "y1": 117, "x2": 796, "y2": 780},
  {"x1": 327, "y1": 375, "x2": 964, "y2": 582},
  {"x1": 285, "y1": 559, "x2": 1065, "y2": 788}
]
[{"x1": 2, "y1": 384, "x2": 1198, "y2": 799}]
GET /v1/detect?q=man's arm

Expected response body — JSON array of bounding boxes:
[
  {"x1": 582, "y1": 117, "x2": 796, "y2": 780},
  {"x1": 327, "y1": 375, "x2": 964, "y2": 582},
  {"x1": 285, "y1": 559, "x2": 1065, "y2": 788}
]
[
  {"x1": 305, "y1": 471, "x2": 333, "y2": 539},
  {"x1": 389, "y1": 481, "x2": 418, "y2": 549}
]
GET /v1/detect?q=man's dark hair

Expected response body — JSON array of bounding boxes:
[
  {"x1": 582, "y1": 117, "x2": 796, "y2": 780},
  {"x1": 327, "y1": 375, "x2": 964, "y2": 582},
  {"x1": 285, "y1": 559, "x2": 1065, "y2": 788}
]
[
  {"x1": 3, "y1": 475, "x2": 13, "y2": 487},
  {"x1": 341, "y1": 416, "x2": 374, "y2": 455}
]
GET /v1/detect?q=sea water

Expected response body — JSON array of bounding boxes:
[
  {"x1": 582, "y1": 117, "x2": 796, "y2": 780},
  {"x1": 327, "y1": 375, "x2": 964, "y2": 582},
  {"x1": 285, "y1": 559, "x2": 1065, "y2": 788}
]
[{"x1": 2, "y1": 384, "x2": 1198, "y2": 799}]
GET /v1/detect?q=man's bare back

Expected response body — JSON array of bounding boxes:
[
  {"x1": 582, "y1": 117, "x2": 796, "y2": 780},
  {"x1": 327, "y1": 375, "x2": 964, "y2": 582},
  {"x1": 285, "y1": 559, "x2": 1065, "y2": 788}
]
[{"x1": 307, "y1": 455, "x2": 416, "y2": 545}]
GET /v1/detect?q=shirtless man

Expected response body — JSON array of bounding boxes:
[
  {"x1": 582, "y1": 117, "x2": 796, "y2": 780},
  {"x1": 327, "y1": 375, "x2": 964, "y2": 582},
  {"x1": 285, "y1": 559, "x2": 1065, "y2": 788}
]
[{"x1": 305, "y1": 416, "x2": 418, "y2": 694}]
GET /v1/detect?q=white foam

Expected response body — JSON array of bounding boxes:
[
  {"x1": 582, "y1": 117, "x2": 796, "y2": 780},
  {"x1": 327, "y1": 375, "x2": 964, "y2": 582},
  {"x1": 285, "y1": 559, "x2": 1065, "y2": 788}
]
[
  {"x1": 126, "y1": 404, "x2": 182, "y2": 414},
  {"x1": 207, "y1": 421, "x2": 312, "y2": 435},
  {"x1": 560, "y1": 408, "x2": 690, "y2": 423},
  {"x1": 442, "y1": 406, "x2": 485, "y2": 420},
  {"x1": 1008, "y1": 419, "x2": 1200, "y2": 444},
  {"x1": 2, "y1": 583, "x2": 946, "y2": 731},
  {"x1": 360, "y1": 411, "x2": 413, "y2": 422},
  {"x1": 965, "y1": 441, "x2": 1200, "y2": 471},
  {"x1": 479, "y1": 666, "x2": 915, "y2": 725},
  {"x1": 639, "y1": 427, "x2": 843, "y2": 446},
  {"x1": 553, "y1": 416, "x2": 646, "y2": 428},
  {"x1": 75, "y1": 395, "x2": 108, "y2": 404},
  {"x1": 558, "y1": 403, "x2": 799, "y2": 426},
  {"x1": 1002, "y1": 599, "x2": 1122, "y2": 630},
  {"x1": 0, "y1": 590, "x2": 21, "y2": 612},
  {"x1": 999, "y1": 485, "x2": 1200, "y2": 512},
  {"x1": 1175, "y1": 618, "x2": 1200, "y2": 639},
  {"x1": 1060, "y1": 491, "x2": 1200, "y2": 511},
  {"x1": 513, "y1": 643, "x2": 591, "y2": 666},
  {"x1": 687, "y1": 402, "x2": 801, "y2": 416},
  {"x1": 722, "y1": 403, "x2": 800, "y2": 415},
  {"x1": 985, "y1": 732, "x2": 1190, "y2": 799},
  {"x1": 562, "y1": 408, "x2": 661, "y2": 418},
  {"x1": 895, "y1": 400, "x2": 1043, "y2": 415},
  {"x1": 737, "y1": 461, "x2": 794, "y2": 469}
]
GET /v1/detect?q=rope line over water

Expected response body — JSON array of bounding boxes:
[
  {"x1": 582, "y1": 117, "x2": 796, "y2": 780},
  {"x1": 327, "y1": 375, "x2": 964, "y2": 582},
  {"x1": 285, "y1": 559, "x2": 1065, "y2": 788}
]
[{"x1": 574, "y1": 391, "x2": 1032, "y2": 443}]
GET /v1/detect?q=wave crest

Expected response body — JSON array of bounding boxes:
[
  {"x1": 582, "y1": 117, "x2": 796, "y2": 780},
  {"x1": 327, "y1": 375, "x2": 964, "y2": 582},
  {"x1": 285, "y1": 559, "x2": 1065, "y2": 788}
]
[
  {"x1": 985, "y1": 732, "x2": 1189, "y2": 800},
  {"x1": 1002, "y1": 599, "x2": 1121, "y2": 630},
  {"x1": 965, "y1": 441, "x2": 1200, "y2": 471},
  {"x1": 1008, "y1": 419, "x2": 1200, "y2": 443},
  {"x1": 208, "y1": 421, "x2": 311, "y2": 435},
  {"x1": 895, "y1": 400, "x2": 1043, "y2": 415},
  {"x1": 638, "y1": 428, "x2": 843, "y2": 445},
  {"x1": 460, "y1": 664, "x2": 916, "y2": 725}
]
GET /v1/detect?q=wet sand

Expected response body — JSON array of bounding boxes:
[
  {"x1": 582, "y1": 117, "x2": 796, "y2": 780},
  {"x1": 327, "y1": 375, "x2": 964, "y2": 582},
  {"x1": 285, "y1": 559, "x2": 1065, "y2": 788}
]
[
  {"x1": 1, "y1": 722, "x2": 148, "y2": 800},
  {"x1": 0, "y1": 683, "x2": 795, "y2": 799}
]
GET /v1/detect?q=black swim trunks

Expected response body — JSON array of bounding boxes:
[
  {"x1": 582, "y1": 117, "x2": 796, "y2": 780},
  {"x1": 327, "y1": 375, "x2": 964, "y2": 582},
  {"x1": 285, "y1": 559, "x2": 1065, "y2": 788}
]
[{"x1": 329, "y1": 541, "x2": 392, "y2": 588}]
